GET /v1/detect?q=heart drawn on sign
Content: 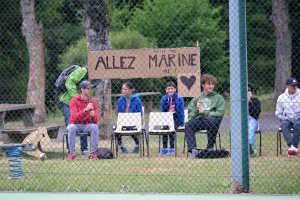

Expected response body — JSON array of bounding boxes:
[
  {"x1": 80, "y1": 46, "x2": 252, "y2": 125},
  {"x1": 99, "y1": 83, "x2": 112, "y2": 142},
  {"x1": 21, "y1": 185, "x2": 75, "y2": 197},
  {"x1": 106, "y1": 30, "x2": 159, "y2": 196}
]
[{"x1": 180, "y1": 75, "x2": 196, "y2": 91}]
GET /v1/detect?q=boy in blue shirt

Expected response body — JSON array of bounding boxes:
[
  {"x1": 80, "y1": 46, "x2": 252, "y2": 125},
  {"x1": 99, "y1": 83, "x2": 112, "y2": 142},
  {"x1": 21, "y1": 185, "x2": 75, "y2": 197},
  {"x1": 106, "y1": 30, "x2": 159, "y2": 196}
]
[{"x1": 159, "y1": 81, "x2": 185, "y2": 155}]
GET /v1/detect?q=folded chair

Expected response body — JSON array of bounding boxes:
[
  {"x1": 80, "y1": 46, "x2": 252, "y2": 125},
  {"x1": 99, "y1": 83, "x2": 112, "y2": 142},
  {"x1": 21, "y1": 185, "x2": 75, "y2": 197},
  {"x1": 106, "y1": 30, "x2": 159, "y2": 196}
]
[
  {"x1": 112, "y1": 112, "x2": 144, "y2": 158},
  {"x1": 146, "y1": 112, "x2": 176, "y2": 157}
]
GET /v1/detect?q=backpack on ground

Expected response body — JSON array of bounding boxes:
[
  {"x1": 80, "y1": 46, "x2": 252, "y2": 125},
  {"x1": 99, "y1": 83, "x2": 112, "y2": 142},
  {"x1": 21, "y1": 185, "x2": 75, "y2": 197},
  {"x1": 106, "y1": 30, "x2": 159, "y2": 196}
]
[
  {"x1": 95, "y1": 148, "x2": 114, "y2": 159},
  {"x1": 196, "y1": 148, "x2": 229, "y2": 159},
  {"x1": 55, "y1": 65, "x2": 80, "y2": 93}
]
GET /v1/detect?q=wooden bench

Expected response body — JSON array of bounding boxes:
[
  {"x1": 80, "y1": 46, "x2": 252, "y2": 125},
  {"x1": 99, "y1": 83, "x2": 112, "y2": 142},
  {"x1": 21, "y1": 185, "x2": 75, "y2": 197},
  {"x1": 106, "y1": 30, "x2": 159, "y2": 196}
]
[{"x1": 1, "y1": 124, "x2": 60, "y2": 143}]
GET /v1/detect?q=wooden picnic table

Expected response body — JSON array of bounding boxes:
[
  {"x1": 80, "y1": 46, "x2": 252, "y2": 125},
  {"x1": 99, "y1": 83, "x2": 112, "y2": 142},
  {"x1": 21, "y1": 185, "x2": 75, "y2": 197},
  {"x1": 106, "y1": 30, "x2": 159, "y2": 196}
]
[
  {"x1": 0, "y1": 104, "x2": 60, "y2": 143},
  {"x1": 0, "y1": 104, "x2": 36, "y2": 131},
  {"x1": 111, "y1": 92, "x2": 161, "y2": 113}
]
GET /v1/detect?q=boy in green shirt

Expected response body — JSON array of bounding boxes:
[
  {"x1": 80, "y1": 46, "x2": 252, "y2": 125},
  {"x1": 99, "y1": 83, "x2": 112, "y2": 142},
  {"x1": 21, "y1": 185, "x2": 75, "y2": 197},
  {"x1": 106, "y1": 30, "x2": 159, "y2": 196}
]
[{"x1": 185, "y1": 74, "x2": 225, "y2": 159}]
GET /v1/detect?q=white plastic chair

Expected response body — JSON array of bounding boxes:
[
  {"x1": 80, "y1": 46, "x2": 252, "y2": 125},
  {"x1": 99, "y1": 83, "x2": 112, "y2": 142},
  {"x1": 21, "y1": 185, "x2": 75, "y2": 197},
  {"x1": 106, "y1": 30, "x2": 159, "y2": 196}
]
[
  {"x1": 146, "y1": 112, "x2": 176, "y2": 157},
  {"x1": 112, "y1": 112, "x2": 144, "y2": 158}
]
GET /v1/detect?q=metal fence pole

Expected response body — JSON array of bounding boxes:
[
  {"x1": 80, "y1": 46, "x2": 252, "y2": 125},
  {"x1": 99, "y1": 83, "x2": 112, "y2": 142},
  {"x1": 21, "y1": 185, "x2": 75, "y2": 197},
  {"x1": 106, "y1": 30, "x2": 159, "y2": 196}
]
[{"x1": 229, "y1": 0, "x2": 250, "y2": 193}]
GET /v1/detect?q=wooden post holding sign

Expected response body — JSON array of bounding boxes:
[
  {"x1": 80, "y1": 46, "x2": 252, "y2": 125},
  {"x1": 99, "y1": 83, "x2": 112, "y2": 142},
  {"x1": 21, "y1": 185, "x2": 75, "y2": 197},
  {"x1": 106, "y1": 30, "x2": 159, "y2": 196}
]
[
  {"x1": 88, "y1": 47, "x2": 200, "y2": 79},
  {"x1": 177, "y1": 73, "x2": 201, "y2": 97}
]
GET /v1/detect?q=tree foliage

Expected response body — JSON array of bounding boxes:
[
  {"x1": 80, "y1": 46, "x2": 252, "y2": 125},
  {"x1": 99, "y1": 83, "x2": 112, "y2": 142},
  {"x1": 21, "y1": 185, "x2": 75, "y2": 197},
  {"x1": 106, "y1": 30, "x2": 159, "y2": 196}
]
[{"x1": 128, "y1": 0, "x2": 228, "y2": 92}]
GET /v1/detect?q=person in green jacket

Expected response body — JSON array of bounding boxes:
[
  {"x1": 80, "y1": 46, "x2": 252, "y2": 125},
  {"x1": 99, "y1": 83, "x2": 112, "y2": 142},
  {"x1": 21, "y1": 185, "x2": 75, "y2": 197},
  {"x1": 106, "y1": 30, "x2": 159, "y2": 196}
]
[
  {"x1": 59, "y1": 66, "x2": 89, "y2": 156},
  {"x1": 185, "y1": 73, "x2": 225, "y2": 159}
]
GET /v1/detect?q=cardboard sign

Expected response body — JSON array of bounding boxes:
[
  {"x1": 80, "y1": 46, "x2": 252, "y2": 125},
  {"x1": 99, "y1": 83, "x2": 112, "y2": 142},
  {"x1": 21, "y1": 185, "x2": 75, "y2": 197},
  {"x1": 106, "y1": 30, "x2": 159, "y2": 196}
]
[
  {"x1": 177, "y1": 73, "x2": 201, "y2": 97},
  {"x1": 88, "y1": 47, "x2": 200, "y2": 79}
]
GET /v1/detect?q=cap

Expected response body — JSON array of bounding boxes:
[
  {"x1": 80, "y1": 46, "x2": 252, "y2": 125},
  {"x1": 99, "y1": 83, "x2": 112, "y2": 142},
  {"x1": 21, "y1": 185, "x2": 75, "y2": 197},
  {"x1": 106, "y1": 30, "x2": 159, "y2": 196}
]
[
  {"x1": 79, "y1": 80, "x2": 95, "y2": 89},
  {"x1": 286, "y1": 78, "x2": 298, "y2": 86},
  {"x1": 248, "y1": 84, "x2": 253, "y2": 92}
]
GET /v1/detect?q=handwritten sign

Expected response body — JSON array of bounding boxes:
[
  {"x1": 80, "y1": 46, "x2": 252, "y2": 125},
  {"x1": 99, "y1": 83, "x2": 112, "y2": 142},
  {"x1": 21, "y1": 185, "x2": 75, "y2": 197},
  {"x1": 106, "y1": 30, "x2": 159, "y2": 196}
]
[
  {"x1": 177, "y1": 73, "x2": 201, "y2": 97},
  {"x1": 88, "y1": 47, "x2": 200, "y2": 79}
]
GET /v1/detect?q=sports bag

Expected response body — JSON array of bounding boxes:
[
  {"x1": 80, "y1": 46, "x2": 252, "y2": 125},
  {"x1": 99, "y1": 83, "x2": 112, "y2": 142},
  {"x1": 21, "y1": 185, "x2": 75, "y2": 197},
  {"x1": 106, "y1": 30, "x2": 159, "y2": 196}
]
[
  {"x1": 55, "y1": 65, "x2": 80, "y2": 93},
  {"x1": 196, "y1": 148, "x2": 229, "y2": 159},
  {"x1": 95, "y1": 148, "x2": 114, "y2": 159}
]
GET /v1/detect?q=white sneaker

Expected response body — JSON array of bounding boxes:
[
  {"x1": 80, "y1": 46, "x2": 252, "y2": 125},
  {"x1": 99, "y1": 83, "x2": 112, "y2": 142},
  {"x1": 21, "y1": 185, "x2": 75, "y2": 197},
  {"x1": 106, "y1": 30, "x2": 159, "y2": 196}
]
[
  {"x1": 82, "y1": 150, "x2": 89, "y2": 157},
  {"x1": 287, "y1": 145, "x2": 299, "y2": 156}
]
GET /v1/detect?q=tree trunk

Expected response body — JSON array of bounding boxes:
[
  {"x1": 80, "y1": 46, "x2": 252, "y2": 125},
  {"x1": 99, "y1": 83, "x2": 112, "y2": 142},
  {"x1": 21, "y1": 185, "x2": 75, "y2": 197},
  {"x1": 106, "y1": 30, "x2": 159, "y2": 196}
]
[
  {"x1": 20, "y1": 0, "x2": 46, "y2": 123},
  {"x1": 271, "y1": 0, "x2": 292, "y2": 101},
  {"x1": 83, "y1": 0, "x2": 112, "y2": 140}
]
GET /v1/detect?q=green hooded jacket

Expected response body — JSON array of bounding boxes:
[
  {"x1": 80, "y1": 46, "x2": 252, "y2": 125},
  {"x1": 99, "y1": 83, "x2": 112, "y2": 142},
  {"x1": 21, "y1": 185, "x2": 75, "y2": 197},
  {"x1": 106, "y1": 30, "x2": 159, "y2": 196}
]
[
  {"x1": 188, "y1": 91, "x2": 225, "y2": 120},
  {"x1": 59, "y1": 67, "x2": 88, "y2": 105}
]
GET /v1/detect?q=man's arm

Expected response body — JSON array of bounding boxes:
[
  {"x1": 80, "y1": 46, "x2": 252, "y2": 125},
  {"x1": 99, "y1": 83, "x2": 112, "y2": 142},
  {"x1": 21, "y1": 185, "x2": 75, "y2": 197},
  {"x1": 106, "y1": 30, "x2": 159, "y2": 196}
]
[
  {"x1": 249, "y1": 98, "x2": 261, "y2": 119},
  {"x1": 203, "y1": 95, "x2": 225, "y2": 119},
  {"x1": 69, "y1": 98, "x2": 85, "y2": 122},
  {"x1": 275, "y1": 95, "x2": 286, "y2": 121},
  {"x1": 65, "y1": 67, "x2": 88, "y2": 98},
  {"x1": 187, "y1": 97, "x2": 199, "y2": 120},
  {"x1": 177, "y1": 97, "x2": 185, "y2": 126}
]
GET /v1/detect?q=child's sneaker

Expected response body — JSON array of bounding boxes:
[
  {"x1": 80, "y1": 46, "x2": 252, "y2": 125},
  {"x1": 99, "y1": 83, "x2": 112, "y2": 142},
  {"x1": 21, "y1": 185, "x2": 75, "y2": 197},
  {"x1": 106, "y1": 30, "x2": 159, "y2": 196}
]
[
  {"x1": 287, "y1": 145, "x2": 299, "y2": 155},
  {"x1": 67, "y1": 153, "x2": 76, "y2": 161},
  {"x1": 82, "y1": 150, "x2": 89, "y2": 157},
  {"x1": 89, "y1": 152, "x2": 99, "y2": 160},
  {"x1": 132, "y1": 146, "x2": 139, "y2": 153},
  {"x1": 120, "y1": 146, "x2": 128, "y2": 153},
  {"x1": 250, "y1": 148, "x2": 258, "y2": 157},
  {"x1": 159, "y1": 148, "x2": 168, "y2": 155},
  {"x1": 167, "y1": 148, "x2": 175, "y2": 155}
]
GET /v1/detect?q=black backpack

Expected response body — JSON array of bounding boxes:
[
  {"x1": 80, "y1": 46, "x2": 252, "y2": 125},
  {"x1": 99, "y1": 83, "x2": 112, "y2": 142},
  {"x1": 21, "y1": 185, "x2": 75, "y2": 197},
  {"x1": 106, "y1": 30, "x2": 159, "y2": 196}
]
[
  {"x1": 55, "y1": 65, "x2": 80, "y2": 93},
  {"x1": 95, "y1": 148, "x2": 114, "y2": 159},
  {"x1": 196, "y1": 148, "x2": 229, "y2": 159}
]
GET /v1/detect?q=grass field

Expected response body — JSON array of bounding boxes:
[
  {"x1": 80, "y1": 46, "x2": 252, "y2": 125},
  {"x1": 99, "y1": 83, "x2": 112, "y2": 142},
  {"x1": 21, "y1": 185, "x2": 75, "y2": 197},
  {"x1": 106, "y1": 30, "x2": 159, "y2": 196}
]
[{"x1": 0, "y1": 133, "x2": 299, "y2": 194}]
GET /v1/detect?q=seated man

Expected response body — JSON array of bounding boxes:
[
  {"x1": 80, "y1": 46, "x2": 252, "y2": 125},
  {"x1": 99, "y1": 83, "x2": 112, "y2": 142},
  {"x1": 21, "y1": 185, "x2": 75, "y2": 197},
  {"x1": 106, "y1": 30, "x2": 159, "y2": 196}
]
[
  {"x1": 275, "y1": 78, "x2": 300, "y2": 158},
  {"x1": 67, "y1": 80, "x2": 99, "y2": 161},
  {"x1": 185, "y1": 74, "x2": 225, "y2": 159}
]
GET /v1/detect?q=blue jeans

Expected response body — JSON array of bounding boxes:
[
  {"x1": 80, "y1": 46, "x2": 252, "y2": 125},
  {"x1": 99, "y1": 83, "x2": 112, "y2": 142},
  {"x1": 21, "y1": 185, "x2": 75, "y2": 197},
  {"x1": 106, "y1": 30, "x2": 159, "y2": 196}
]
[
  {"x1": 61, "y1": 102, "x2": 88, "y2": 152},
  {"x1": 248, "y1": 116, "x2": 258, "y2": 149},
  {"x1": 280, "y1": 119, "x2": 300, "y2": 148}
]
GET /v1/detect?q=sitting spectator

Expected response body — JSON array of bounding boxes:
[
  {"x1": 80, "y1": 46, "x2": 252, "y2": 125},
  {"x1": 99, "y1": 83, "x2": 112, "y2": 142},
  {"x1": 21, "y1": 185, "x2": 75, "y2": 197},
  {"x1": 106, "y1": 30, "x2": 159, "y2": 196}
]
[
  {"x1": 159, "y1": 81, "x2": 185, "y2": 155},
  {"x1": 247, "y1": 84, "x2": 261, "y2": 157},
  {"x1": 275, "y1": 78, "x2": 300, "y2": 158},
  {"x1": 117, "y1": 82, "x2": 142, "y2": 154},
  {"x1": 185, "y1": 74, "x2": 225, "y2": 159},
  {"x1": 67, "y1": 80, "x2": 99, "y2": 161}
]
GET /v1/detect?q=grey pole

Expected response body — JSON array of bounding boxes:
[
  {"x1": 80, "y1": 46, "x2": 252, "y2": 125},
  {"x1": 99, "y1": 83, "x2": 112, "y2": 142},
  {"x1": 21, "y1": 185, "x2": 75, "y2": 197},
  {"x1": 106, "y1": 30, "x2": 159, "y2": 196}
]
[{"x1": 229, "y1": 0, "x2": 250, "y2": 193}]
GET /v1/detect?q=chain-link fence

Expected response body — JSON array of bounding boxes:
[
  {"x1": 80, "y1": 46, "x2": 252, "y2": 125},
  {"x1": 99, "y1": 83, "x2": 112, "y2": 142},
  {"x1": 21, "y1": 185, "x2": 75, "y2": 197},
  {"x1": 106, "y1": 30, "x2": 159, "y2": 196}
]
[{"x1": 0, "y1": 0, "x2": 299, "y2": 194}]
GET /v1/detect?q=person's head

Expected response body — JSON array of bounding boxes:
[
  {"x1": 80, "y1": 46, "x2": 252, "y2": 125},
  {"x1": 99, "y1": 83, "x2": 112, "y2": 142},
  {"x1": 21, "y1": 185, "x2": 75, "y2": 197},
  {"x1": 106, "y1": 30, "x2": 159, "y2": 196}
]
[
  {"x1": 79, "y1": 80, "x2": 94, "y2": 98},
  {"x1": 165, "y1": 81, "x2": 177, "y2": 97},
  {"x1": 248, "y1": 84, "x2": 253, "y2": 99},
  {"x1": 122, "y1": 82, "x2": 135, "y2": 97},
  {"x1": 201, "y1": 74, "x2": 217, "y2": 95},
  {"x1": 286, "y1": 78, "x2": 299, "y2": 95}
]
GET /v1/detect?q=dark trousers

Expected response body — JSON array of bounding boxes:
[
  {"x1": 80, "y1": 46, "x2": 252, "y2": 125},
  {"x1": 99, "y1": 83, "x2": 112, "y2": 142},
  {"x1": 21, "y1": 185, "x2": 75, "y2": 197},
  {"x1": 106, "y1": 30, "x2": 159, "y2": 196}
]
[
  {"x1": 280, "y1": 120, "x2": 300, "y2": 148},
  {"x1": 185, "y1": 118, "x2": 221, "y2": 150},
  {"x1": 162, "y1": 133, "x2": 175, "y2": 149}
]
